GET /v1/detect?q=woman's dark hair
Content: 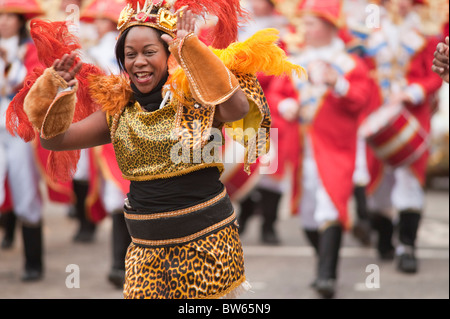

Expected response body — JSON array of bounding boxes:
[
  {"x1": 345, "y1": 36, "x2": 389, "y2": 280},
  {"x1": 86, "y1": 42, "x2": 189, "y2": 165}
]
[{"x1": 115, "y1": 26, "x2": 170, "y2": 73}]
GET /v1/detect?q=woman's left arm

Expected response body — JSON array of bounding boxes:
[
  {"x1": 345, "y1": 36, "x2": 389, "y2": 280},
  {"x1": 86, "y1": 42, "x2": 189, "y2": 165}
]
[
  {"x1": 162, "y1": 7, "x2": 249, "y2": 124},
  {"x1": 214, "y1": 89, "x2": 249, "y2": 123}
]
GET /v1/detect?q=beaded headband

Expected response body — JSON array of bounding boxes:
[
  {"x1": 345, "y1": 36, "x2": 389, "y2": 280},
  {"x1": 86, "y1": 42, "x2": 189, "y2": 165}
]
[{"x1": 117, "y1": 0, "x2": 177, "y2": 37}]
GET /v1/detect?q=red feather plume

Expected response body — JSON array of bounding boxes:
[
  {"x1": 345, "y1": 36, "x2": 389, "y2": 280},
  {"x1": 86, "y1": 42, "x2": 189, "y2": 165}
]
[
  {"x1": 6, "y1": 19, "x2": 104, "y2": 182},
  {"x1": 173, "y1": 0, "x2": 247, "y2": 49},
  {"x1": 126, "y1": 0, "x2": 146, "y2": 9}
]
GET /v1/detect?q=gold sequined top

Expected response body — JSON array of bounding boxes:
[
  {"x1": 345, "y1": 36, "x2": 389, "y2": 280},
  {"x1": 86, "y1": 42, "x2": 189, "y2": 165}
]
[{"x1": 108, "y1": 98, "x2": 223, "y2": 181}]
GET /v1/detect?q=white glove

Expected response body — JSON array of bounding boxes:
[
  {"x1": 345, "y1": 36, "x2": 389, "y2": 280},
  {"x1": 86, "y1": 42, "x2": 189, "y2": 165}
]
[{"x1": 278, "y1": 97, "x2": 300, "y2": 122}]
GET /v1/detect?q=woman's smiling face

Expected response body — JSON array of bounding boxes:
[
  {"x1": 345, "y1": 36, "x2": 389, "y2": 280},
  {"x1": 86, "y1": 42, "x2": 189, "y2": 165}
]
[{"x1": 124, "y1": 26, "x2": 169, "y2": 94}]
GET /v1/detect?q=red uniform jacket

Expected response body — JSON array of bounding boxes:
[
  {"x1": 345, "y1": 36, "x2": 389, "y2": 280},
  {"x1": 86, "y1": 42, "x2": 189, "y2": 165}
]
[
  {"x1": 364, "y1": 26, "x2": 444, "y2": 193},
  {"x1": 291, "y1": 43, "x2": 373, "y2": 228}
]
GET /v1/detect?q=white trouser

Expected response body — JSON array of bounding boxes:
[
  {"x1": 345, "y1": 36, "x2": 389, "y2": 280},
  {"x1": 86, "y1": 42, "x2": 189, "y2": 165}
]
[
  {"x1": 299, "y1": 137, "x2": 339, "y2": 230},
  {"x1": 101, "y1": 178, "x2": 126, "y2": 214},
  {"x1": 0, "y1": 129, "x2": 42, "y2": 224},
  {"x1": 367, "y1": 166, "x2": 424, "y2": 217},
  {"x1": 258, "y1": 174, "x2": 286, "y2": 194},
  {"x1": 74, "y1": 149, "x2": 90, "y2": 181},
  {"x1": 75, "y1": 148, "x2": 126, "y2": 215},
  {"x1": 353, "y1": 137, "x2": 370, "y2": 186}
]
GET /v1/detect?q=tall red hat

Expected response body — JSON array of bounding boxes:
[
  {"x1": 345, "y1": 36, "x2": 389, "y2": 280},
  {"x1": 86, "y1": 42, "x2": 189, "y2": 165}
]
[
  {"x1": 0, "y1": 0, "x2": 44, "y2": 20},
  {"x1": 80, "y1": 0, "x2": 126, "y2": 23},
  {"x1": 297, "y1": 0, "x2": 344, "y2": 28}
]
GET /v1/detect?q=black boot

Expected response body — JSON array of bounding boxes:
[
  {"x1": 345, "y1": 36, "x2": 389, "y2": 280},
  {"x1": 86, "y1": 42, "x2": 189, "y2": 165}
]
[
  {"x1": 352, "y1": 186, "x2": 371, "y2": 247},
  {"x1": 397, "y1": 210, "x2": 421, "y2": 274},
  {"x1": 237, "y1": 191, "x2": 259, "y2": 235},
  {"x1": 303, "y1": 228, "x2": 320, "y2": 288},
  {"x1": 1, "y1": 211, "x2": 16, "y2": 249},
  {"x1": 259, "y1": 188, "x2": 282, "y2": 245},
  {"x1": 315, "y1": 224, "x2": 342, "y2": 299},
  {"x1": 303, "y1": 229, "x2": 320, "y2": 256},
  {"x1": 72, "y1": 180, "x2": 96, "y2": 243},
  {"x1": 21, "y1": 223, "x2": 43, "y2": 282},
  {"x1": 108, "y1": 212, "x2": 131, "y2": 289},
  {"x1": 370, "y1": 213, "x2": 395, "y2": 260}
]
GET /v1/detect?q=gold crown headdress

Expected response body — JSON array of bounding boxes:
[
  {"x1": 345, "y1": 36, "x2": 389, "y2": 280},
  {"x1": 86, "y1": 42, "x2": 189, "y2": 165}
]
[
  {"x1": 117, "y1": 0, "x2": 247, "y2": 49},
  {"x1": 117, "y1": 0, "x2": 178, "y2": 37}
]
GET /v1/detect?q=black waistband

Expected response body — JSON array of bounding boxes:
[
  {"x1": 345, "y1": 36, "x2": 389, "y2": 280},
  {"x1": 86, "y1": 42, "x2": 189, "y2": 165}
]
[
  {"x1": 128, "y1": 167, "x2": 223, "y2": 213},
  {"x1": 124, "y1": 188, "x2": 235, "y2": 248}
]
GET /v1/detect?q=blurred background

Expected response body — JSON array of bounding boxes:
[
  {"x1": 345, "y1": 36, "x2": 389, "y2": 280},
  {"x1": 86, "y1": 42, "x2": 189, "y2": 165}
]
[{"x1": 0, "y1": 0, "x2": 448, "y2": 299}]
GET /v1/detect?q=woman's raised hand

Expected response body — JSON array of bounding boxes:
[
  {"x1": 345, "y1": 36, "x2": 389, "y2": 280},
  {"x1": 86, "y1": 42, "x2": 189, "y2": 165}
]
[
  {"x1": 175, "y1": 6, "x2": 196, "y2": 39},
  {"x1": 52, "y1": 52, "x2": 83, "y2": 87},
  {"x1": 161, "y1": 6, "x2": 196, "y2": 44}
]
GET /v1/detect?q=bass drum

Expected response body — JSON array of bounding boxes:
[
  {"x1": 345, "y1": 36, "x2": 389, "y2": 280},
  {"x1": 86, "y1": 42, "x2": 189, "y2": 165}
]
[{"x1": 359, "y1": 103, "x2": 429, "y2": 168}]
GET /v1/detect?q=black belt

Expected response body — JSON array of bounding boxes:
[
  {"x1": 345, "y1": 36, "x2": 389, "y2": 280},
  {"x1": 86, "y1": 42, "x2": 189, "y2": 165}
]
[{"x1": 124, "y1": 187, "x2": 236, "y2": 248}]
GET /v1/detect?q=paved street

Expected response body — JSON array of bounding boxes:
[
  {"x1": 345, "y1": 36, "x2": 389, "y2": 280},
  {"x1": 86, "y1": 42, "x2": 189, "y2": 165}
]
[{"x1": 0, "y1": 180, "x2": 448, "y2": 300}]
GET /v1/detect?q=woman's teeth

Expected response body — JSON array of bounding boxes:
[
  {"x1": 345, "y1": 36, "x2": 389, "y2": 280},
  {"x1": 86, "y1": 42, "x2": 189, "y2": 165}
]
[{"x1": 136, "y1": 72, "x2": 151, "y2": 80}]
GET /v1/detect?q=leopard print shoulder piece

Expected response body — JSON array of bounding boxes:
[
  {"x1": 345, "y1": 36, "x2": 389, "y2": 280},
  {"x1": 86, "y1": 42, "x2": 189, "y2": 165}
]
[
  {"x1": 223, "y1": 73, "x2": 271, "y2": 174},
  {"x1": 170, "y1": 73, "x2": 271, "y2": 175}
]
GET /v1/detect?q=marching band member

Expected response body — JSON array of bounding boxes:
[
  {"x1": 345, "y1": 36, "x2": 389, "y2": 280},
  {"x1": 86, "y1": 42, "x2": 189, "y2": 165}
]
[
  {"x1": 0, "y1": 0, "x2": 44, "y2": 281},
  {"x1": 233, "y1": 0, "x2": 299, "y2": 245},
  {"x1": 80, "y1": 0, "x2": 131, "y2": 288},
  {"x1": 82, "y1": 0, "x2": 123, "y2": 75},
  {"x1": 286, "y1": 0, "x2": 374, "y2": 298},
  {"x1": 56, "y1": 1, "x2": 101, "y2": 245},
  {"x1": 41, "y1": 0, "x2": 100, "y2": 244},
  {"x1": 341, "y1": 0, "x2": 378, "y2": 247},
  {"x1": 57, "y1": 0, "x2": 98, "y2": 50},
  {"x1": 362, "y1": 0, "x2": 444, "y2": 273},
  {"x1": 7, "y1": 0, "x2": 304, "y2": 299}
]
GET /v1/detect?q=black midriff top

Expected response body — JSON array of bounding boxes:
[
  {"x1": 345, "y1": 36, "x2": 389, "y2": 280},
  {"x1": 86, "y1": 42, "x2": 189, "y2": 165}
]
[{"x1": 127, "y1": 167, "x2": 224, "y2": 213}]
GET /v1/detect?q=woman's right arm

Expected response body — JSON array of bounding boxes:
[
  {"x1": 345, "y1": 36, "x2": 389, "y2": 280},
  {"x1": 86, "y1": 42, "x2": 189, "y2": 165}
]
[
  {"x1": 36, "y1": 52, "x2": 111, "y2": 151},
  {"x1": 40, "y1": 109, "x2": 111, "y2": 151}
]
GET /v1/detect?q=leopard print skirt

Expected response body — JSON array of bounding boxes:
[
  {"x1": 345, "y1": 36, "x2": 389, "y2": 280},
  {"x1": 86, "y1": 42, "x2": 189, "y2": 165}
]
[{"x1": 123, "y1": 223, "x2": 249, "y2": 299}]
